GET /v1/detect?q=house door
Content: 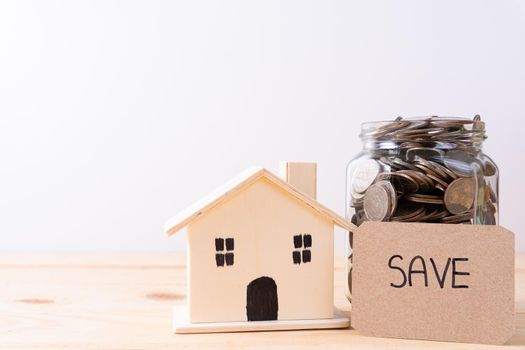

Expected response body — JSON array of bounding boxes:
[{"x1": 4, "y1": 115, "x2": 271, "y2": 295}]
[{"x1": 246, "y1": 276, "x2": 278, "y2": 321}]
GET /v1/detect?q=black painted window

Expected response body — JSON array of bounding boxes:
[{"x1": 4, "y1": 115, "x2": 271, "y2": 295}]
[
  {"x1": 215, "y1": 237, "x2": 234, "y2": 267},
  {"x1": 292, "y1": 251, "x2": 301, "y2": 264},
  {"x1": 293, "y1": 235, "x2": 302, "y2": 249},
  {"x1": 292, "y1": 234, "x2": 312, "y2": 265}
]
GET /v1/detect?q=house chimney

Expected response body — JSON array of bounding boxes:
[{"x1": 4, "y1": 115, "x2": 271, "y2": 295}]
[{"x1": 278, "y1": 161, "x2": 317, "y2": 199}]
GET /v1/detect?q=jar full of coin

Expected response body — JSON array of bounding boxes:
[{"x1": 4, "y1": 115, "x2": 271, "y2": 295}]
[{"x1": 344, "y1": 115, "x2": 498, "y2": 301}]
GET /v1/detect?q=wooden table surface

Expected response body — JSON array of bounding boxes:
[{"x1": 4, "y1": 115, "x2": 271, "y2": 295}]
[{"x1": 2, "y1": 253, "x2": 524, "y2": 349}]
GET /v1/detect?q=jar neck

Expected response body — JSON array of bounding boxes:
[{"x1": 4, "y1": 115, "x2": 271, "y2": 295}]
[
  {"x1": 362, "y1": 140, "x2": 483, "y2": 153},
  {"x1": 360, "y1": 116, "x2": 486, "y2": 153}
]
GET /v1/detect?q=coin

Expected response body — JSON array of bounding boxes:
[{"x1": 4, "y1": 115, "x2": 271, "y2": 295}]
[
  {"x1": 481, "y1": 205, "x2": 496, "y2": 225},
  {"x1": 402, "y1": 206, "x2": 433, "y2": 222},
  {"x1": 427, "y1": 160, "x2": 458, "y2": 180},
  {"x1": 400, "y1": 142, "x2": 423, "y2": 150},
  {"x1": 352, "y1": 159, "x2": 380, "y2": 193},
  {"x1": 426, "y1": 209, "x2": 450, "y2": 221},
  {"x1": 363, "y1": 181, "x2": 393, "y2": 221},
  {"x1": 392, "y1": 158, "x2": 419, "y2": 171},
  {"x1": 444, "y1": 177, "x2": 475, "y2": 214},
  {"x1": 381, "y1": 181, "x2": 398, "y2": 216},
  {"x1": 413, "y1": 163, "x2": 440, "y2": 180},
  {"x1": 361, "y1": 120, "x2": 411, "y2": 138},
  {"x1": 350, "y1": 187, "x2": 365, "y2": 207},
  {"x1": 412, "y1": 157, "x2": 443, "y2": 178},
  {"x1": 351, "y1": 211, "x2": 367, "y2": 225},
  {"x1": 441, "y1": 212, "x2": 473, "y2": 223},
  {"x1": 405, "y1": 147, "x2": 445, "y2": 162},
  {"x1": 430, "y1": 119, "x2": 473, "y2": 128},
  {"x1": 348, "y1": 115, "x2": 496, "y2": 226},
  {"x1": 443, "y1": 150, "x2": 478, "y2": 177},
  {"x1": 396, "y1": 127, "x2": 446, "y2": 136},
  {"x1": 390, "y1": 202, "x2": 425, "y2": 222},
  {"x1": 378, "y1": 157, "x2": 400, "y2": 171},
  {"x1": 417, "y1": 208, "x2": 442, "y2": 221},
  {"x1": 398, "y1": 170, "x2": 433, "y2": 192},
  {"x1": 485, "y1": 184, "x2": 497, "y2": 203},
  {"x1": 404, "y1": 194, "x2": 444, "y2": 205},
  {"x1": 483, "y1": 159, "x2": 497, "y2": 177},
  {"x1": 378, "y1": 171, "x2": 419, "y2": 194},
  {"x1": 427, "y1": 173, "x2": 449, "y2": 190}
]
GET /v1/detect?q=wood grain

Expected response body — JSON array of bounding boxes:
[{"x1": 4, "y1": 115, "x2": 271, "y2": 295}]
[
  {"x1": 278, "y1": 161, "x2": 317, "y2": 199},
  {"x1": 164, "y1": 167, "x2": 354, "y2": 235},
  {"x1": 1, "y1": 253, "x2": 524, "y2": 349}
]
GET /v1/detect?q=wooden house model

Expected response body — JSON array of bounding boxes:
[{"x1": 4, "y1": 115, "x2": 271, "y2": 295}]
[{"x1": 165, "y1": 162, "x2": 353, "y2": 333}]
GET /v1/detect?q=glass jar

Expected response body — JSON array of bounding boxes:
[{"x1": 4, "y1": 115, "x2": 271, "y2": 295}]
[{"x1": 344, "y1": 115, "x2": 498, "y2": 301}]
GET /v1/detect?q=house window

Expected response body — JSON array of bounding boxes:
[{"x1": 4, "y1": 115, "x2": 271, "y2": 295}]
[
  {"x1": 292, "y1": 234, "x2": 312, "y2": 264},
  {"x1": 215, "y1": 238, "x2": 234, "y2": 267}
]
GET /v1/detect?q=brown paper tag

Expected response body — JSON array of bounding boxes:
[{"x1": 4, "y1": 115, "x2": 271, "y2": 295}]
[{"x1": 351, "y1": 222, "x2": 515, "y2": 345}]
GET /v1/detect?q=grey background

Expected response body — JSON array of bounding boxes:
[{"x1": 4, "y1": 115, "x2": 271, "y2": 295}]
[{"x1": 1, "y1": 0, "x2": 524, "y2": 253}]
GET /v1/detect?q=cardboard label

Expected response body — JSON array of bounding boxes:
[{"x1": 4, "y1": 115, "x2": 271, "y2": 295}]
[{"x1": 351, "y1": 222, "x2": 515, "y2": 345}]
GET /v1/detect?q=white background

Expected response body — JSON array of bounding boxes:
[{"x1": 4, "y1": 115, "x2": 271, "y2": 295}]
[{"x1": 1, "y1": 0, "x2": 524, "y2": 253}]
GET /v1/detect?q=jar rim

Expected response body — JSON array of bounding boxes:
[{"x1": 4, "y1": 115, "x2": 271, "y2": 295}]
[
  {"x1": 359, "y1": 115, "x2": 487, "y2": 149},
  {"x1": 361, "y1": 115, "x2": 480, "y2": 127}
]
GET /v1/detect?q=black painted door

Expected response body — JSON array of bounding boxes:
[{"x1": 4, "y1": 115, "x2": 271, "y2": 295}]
[{"x1": 246, "y1": 276, "x2": 278, "y2": 321}]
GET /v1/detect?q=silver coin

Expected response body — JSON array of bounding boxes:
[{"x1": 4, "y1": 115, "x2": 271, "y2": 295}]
[
  {"x1": 352, "y1": 159, "x2": 380, "y2": 194},
  {"x1": 361, "y1": 120, "x2": 411, "y2": 138},
  {"x1": 381, "y1": 181, "x2": 398, "y2": 217},
  {"x1": 363, "y1": 181, "x2": 392, "y2": 221}
]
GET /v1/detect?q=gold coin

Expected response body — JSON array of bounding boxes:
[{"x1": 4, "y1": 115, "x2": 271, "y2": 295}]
[
  {"x1": 483, "y1": 160, "x2": 497, "y2": 177},
  {"x1": 444, "y1": 177, "x2": 475, "y2": 214},
  {"x1": 485, "y1": 184, "x2": 497, "y2": 203}
]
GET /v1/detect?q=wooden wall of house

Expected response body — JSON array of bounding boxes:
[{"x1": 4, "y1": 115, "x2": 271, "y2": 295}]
[{"x1": 187, "y1": 177, "x2": 334, "y2": 323}]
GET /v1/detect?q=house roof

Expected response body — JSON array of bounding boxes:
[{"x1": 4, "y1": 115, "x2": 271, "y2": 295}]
[{"x1": 165, "y1": 166, "x2": 355, "y2": 236}]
